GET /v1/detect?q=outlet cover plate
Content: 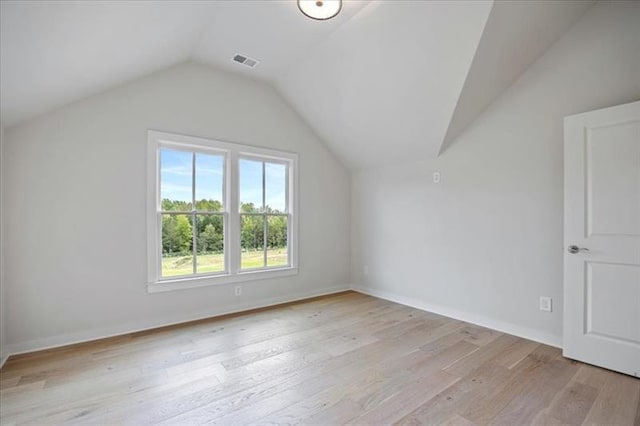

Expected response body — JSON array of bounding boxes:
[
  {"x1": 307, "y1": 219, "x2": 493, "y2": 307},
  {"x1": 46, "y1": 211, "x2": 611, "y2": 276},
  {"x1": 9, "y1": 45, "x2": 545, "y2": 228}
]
[{"x1": 539, "y1": 296, "x2": 552, "y2": 312}]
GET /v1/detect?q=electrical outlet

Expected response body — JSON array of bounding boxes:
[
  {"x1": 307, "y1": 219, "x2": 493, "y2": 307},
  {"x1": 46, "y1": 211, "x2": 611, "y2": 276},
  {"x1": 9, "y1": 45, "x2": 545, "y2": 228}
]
[
  {"x1": 539, "y1": 296, "x2": 552, "y2": 312},
  {"x1": 363, "y1": 265, "x2": 369, "y2": 276},
  {"x1": 235, "y1": 286, "x2": 242, "y2": 296},
  {"x1": 433, "y1": 172, "x2": 441, "y2": 184}
]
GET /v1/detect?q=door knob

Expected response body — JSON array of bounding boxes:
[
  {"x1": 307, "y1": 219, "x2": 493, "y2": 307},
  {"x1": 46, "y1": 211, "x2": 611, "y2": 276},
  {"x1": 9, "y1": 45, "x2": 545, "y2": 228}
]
[{"x1": 568, "y1": 245, "x2": 589, "y2": 254}]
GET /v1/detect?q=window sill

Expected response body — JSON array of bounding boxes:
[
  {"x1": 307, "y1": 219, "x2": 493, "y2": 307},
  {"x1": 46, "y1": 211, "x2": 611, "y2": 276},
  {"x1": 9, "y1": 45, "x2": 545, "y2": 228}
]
[{"x1": 147, "y1": 267, "x2": 298, "y2": 293}]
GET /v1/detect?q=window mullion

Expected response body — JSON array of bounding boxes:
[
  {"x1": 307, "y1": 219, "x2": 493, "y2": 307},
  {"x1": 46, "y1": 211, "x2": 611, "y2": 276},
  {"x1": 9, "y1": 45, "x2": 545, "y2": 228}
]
[
  {"x1": 192, "y1": 152, "x2": 197, "y2": 275},
  {"x1": 285, "y1": 161, "x2": 290, "y2": 214},
  {"x1": 263, "y1": 213, "x2": 267, "y2": 268},
  {"x1": 262, "y1": 162, "x2": 267, "y2": 268},
  {"x1": 228, "y1": 150, "x2": 240, "y2": 274},
  {"x1": 287, "y1": 212, "x2": 291, "y2": 267}
]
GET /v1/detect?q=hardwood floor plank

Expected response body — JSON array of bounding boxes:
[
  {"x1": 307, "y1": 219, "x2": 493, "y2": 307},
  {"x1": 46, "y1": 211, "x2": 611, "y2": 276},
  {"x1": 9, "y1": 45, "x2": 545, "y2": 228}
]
[
  {"x1": 418, "y1": 324, "x2": 498, "y2": 355},
  {"x1": 441, "y1": 413, "x2": 476, "y2": 426},
  {"x1": 257, "y1": 370, "x2": 380, "y2": 425},
  {"x1": 494, "y1": 338, "x2": 540, "y2": 369},
  {"x1": 580, "y1": 365, "x2": 640, "y2": 426},
  {"x1": 531, "y1": 380, "x2": 598, "y2": 425},
  {"x1": 459, "y1": 345, "x2": 563, "y2": 424},
  {"x1": 338, "y1": 369, "x2": 414, "y2": 414},
  {"x1": 319, "y1": 330, "x2": 379, "y2": 357},
  {"x1": 488, "y1": 356, "x2": 581, "y2": 424},
  {"x1": 380, "y1": 340, "x2": 478, "y2": 378},
  {"x1": 347, "y1": 369, "x2": 460, "y2": 424},
  {"x1": 0, "y1": 380, "x2": 45, "y2": 397},
  {"x1": 0, "y1": 376, "x2": 21, "y2": 390},
  {"x1": 443, "y1": 334, "x2": 522, "y2": 377},
  {"x1": 303, "y1": 398, "x2": 363, "y2": 425},
  {"x1": 396, "y1": 342, "x2": 562, "y2": 425}
]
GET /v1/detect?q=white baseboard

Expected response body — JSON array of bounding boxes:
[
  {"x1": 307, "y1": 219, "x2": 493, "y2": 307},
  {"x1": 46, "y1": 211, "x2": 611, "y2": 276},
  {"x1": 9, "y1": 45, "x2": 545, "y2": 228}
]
[
  {"x1": 1, "y1": 284, "x2": 350, "y2": 363},
  {"x1": 0, "y1": 352, "x2": 8, "y2": 369},
  {"x1": 351, "y1": 285, "x2": 562, "y2": 348}
]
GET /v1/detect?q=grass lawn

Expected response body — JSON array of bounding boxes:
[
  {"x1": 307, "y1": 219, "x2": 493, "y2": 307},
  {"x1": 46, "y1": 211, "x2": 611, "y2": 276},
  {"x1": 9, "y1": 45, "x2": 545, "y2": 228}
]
[{"x1": 162, "y1": 248, "x2": 288, "y2": 277}]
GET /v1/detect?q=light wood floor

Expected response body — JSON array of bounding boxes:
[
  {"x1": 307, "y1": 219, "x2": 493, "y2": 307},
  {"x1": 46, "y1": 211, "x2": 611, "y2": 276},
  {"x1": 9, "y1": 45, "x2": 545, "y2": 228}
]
[{"x1": 1, "y1": 291, "x2": 639, "y2": 425}]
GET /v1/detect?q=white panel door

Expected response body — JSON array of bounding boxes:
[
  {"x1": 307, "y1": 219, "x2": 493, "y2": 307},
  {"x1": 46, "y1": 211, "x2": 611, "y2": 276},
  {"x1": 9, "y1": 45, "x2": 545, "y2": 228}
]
[{"x1": 564, "y1": 100, "x2": 640, "y2": 377}]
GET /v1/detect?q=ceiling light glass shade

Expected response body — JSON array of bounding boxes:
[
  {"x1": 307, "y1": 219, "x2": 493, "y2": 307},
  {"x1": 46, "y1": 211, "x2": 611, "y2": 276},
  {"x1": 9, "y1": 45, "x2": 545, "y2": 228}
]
[{"x1": 298, "y1": 0, "x2": 342, "y2": 21}]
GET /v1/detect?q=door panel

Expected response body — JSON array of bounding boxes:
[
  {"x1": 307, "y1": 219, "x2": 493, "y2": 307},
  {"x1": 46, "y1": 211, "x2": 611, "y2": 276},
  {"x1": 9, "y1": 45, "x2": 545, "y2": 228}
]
[
  {"x1": 587, "y1": 122, "x2": 640, "y2": 237},
  {"x1": 586, "y1": 262, "x2": 640, "y2": 344},
  {"x1": 564, "y1": 100, "x2": 640, "y2": 378}
]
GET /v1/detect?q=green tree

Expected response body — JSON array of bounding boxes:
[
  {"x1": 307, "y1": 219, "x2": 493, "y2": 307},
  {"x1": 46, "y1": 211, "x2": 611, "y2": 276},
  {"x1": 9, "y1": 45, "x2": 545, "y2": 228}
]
[
  {"x1": 198, "y1": 224, "x2": 223, "y2": 253},
  {"x1": 162, "y1": 215, "x2": 193, "y2": 255},
  {"x1": 267, "y1": 216, "x2": 287, "y2": 248},
  {"x1": 241, "y1": 215, "x2": 263, "y2": 251},
  {"x1": 175, "y1": 215, "x2": 192, "y2": 252},
  {"x1": 241, "y1": 202, "x2": 259, "y2": 213},
  {"x1": 195, "y1": 199, "x2": 223, "y2": 212},
  {"x1": 162, "y1": 199, "x2": 192, "y2": 211},
  {"x1": 162, "y1": 199, "x2": 287, "y2": 256}
]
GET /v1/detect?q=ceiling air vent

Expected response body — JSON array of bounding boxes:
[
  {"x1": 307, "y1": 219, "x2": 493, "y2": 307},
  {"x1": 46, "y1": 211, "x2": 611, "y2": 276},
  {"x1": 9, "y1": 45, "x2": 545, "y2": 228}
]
[{"x1": 232, "y1": 53, "x2": 260, "y2": 69}]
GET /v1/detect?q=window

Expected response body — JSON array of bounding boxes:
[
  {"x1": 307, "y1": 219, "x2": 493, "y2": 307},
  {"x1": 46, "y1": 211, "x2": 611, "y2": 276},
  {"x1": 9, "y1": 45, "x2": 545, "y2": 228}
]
[
  {"x1": 147, "y1": 131, "x2": 298, "y2": 292},
  {"x1": 239, "y1": 158, "x2": 289, "y2": 270},
  {"x1": 159, "y1": 148, "x2": 226, "y2": 278}
]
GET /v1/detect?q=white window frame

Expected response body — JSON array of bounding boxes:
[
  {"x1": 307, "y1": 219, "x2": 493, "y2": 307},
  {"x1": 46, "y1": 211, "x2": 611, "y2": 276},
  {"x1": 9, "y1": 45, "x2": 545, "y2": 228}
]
[{"x1": 147, "y1": 130, "x2": 298, "y2": 293}]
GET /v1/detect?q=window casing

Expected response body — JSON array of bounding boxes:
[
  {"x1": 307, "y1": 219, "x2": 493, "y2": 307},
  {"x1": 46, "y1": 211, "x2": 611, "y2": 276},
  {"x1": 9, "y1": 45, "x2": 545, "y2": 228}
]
[{"x1": 147, "y1": 130, "x2": 298, "y2": 293}]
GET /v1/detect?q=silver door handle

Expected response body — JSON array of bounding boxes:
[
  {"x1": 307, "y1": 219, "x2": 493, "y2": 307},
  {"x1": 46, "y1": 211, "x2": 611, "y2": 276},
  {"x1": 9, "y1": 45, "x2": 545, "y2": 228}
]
[{"x1": 568, "y1": 245, "x2": 589, "y2": 254}]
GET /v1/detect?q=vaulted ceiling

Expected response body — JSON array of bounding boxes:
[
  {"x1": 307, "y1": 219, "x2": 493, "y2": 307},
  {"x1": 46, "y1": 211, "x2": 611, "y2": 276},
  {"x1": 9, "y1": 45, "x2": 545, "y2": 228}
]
[{"x1": 0, "y1": 0, "x2": 594, "y2": 168}]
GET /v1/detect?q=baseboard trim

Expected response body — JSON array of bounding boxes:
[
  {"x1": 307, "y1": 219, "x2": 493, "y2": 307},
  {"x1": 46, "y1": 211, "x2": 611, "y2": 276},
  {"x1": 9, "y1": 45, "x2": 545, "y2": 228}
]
[
  {"x1": 1, "y1": 285, "x2": 350, "y2": 363},
  {"x1": 0, "y1": 353, "x2": 8, "y2": 369},
  {"x1": 352, "y1": 286, "x2": 562, "y2": 348}
]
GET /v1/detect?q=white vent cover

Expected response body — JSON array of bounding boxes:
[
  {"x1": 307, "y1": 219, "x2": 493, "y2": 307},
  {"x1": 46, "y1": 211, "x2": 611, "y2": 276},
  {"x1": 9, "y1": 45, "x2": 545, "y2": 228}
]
[{"x1": 232, "y1": 53, "x2": 260, "y2": 69}]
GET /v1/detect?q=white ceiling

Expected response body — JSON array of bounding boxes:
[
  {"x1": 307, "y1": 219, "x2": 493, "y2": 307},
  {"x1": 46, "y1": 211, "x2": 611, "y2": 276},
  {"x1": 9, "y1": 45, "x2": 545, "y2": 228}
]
[
  {"x1": 1, "y1": 0, "x2": 595, "y2": 169},
  {"x1": 192, "y1": 1, "x2": 369, "y2": 79}
]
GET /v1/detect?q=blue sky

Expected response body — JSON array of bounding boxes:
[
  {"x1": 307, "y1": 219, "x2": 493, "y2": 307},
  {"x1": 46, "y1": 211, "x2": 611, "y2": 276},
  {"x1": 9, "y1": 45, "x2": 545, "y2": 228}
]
[{"x1": 160, "y1": 149, "x2": 286, "y2": 212}]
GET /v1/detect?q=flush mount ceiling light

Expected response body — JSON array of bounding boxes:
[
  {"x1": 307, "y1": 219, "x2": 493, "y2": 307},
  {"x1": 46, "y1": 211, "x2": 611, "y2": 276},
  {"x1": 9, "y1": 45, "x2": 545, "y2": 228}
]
[{"x1": 298, "y1": 0, "x2": 342, "y2": 21}]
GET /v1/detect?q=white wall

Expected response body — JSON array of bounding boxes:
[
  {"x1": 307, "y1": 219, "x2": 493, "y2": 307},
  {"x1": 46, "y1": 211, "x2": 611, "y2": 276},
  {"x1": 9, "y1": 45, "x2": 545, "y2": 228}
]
[
  {"x1": 3, "y1": 62, "x2": 350, "y2": 354},
  {"x1": 351, "y1": 1, "x2": 640, "y2": 347},
  {"x1": 0, "y1": 125, "x2": 6, "y2": 365}
]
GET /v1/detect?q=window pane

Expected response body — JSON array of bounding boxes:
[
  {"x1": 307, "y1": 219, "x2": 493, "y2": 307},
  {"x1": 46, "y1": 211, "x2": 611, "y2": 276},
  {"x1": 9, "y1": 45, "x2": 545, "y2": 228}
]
[
  {"x1": 161, "y1": 214, "x2": 194, "y2": 277},
  {"x1": 241, "y1": 214, "x2": 265, "y2": 269},
  {"x1": 160, "y1": 149, "x2": 193, "y2": 211},
  {"x1": 265, "y1": 162, "x2": 287, "y2": 213},
  {"x1": 240, "y1": 159, "x2": 263, "y2": 213},
  {"x1": 195, "y1": 214, "x2": 224, "y2": 274},
  {"x1": 267, "y1": 215, "x2": 288, "y2": 267},
  {"x1": 195, "y1": 153, "x2": 224, "y2": 212}
]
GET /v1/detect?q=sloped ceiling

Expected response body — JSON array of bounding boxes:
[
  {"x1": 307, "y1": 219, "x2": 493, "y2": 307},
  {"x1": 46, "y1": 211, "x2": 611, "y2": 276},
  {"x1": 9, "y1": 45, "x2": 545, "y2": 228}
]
[
  {"x1": 440, "y1": 0, "x2": 595, "y2": 155},
  {"x1": 1, "y1": 0, "x2": 595, "y2": 169},
  {"x1": 0, "y1": 1, "x2": 214, "y2": 127}
]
